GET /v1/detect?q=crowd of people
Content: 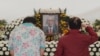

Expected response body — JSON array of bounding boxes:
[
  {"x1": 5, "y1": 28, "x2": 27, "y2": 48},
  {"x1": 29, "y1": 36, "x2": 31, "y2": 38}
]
[{"x1": 8, "y1": 16, "x2": 98, "y2": 56}]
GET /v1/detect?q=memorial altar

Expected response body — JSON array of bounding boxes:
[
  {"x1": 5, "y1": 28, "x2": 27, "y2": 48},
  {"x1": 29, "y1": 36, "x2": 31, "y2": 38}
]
[{"x1": 0, "y1": 8, "x2": 99, "y2": 56}]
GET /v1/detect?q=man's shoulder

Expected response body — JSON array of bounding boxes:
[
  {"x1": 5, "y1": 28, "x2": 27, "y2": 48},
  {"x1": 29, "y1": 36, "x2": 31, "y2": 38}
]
[{"x1": 35, "y1": 27, "x2": 44, "y2": 33}]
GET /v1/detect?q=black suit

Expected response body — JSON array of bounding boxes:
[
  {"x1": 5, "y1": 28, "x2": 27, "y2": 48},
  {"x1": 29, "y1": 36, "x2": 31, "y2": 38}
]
[{"x1": 43, "y1": 25, "x2": 58, "y2": 35}]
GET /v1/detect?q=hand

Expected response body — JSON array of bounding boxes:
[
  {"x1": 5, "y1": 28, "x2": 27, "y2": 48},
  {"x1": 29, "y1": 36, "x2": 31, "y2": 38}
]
[{"x1": 81, "y1": 23, "x2": 90, "y2": 28}]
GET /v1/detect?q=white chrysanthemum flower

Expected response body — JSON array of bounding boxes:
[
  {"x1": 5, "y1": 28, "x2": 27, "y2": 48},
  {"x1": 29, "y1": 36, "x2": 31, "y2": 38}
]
[
  {"x1": 50, "y1": 44, "x2": 54, "y2": 48},
  {"x1": 46, "y1": 48, "x2": 50, "y2": 52},
  {"x1": 92, "y1": 48, "x2": 97, "y2": 51},
  {"x1": 50, "y1": 52, "x2": 54, "y2": 56},
  {"x1": 2, "y1": 47, "x2": 7, "y2": 51},
  {"x1": 0, "y1": 44, "x2": 4, "y2": 47},
  {"x1": 5, "y1": 51, "x2": 9, "y2": 55},
  {"x1": 90, "y1": 52, "x2": 94, "y2": 55},
  {"x1": 52, "y1": 48, "x2": 56, "y2": 52},
  {"x1": 0, "y1": 51, "x2": 3, "y2": 55}
]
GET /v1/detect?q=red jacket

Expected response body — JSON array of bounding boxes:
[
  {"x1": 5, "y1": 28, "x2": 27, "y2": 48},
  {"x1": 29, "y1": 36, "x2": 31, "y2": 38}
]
[{"x1": 54, "y1": 27, "x2": 98, "y2": 56}]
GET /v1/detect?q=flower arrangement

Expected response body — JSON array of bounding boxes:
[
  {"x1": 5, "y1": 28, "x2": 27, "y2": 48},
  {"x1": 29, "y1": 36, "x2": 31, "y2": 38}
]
[
  {"x1": 60, "y1": 13, "x2": 69, "y2": 36},
  {"x1": 34, "y1": 13, "x2": 42, "y2": 28},
  {"x1": 60, "y1": 13, "x2": 66, "y2": 17},
  {"x1": 34, "y1": 10, "x2": 69, "y2": 41}
]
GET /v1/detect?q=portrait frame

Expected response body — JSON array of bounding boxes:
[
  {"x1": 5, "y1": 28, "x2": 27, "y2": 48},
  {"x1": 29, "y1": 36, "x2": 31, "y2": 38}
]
[{"x1": 42, "y1": 14, "x2": 59, "y2": 36}]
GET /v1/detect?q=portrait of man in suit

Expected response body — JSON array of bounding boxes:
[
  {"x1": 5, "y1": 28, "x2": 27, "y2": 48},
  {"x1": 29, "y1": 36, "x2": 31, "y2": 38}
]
[{"x1": 43, "y1": 15, "x2": 58, "y2": 35}]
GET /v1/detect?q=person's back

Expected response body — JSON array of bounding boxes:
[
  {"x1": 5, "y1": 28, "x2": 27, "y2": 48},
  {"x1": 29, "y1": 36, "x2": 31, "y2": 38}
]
[
  {"x1": 54, "y1": 17, "x2": 98, "y2": 56},
  {"x1": 8, "y1": 17, "x2": 45, "y2": 56}
]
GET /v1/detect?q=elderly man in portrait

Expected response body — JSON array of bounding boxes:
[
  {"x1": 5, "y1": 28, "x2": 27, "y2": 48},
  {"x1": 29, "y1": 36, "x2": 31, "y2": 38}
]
[{"x1": 43, "y1": 17, "x2": 58, "y2": 35}]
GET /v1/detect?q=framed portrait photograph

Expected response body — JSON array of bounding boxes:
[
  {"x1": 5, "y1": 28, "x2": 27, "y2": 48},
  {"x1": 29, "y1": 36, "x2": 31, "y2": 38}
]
[
  {"x1": 42, "y1": 15, "x2": 59, "y2": 36},
  {"x1": 34, "y1": 9, "x2": 68, "y2": 41}
]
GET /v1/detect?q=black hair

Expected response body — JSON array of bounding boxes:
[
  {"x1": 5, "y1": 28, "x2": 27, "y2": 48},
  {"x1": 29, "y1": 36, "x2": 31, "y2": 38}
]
[
  {"x1": 68, "y1": 17, "x2": 82, "y2": 29},
  {"x1": 23, "y1": 17, "x2": 36, "y2": 24}
]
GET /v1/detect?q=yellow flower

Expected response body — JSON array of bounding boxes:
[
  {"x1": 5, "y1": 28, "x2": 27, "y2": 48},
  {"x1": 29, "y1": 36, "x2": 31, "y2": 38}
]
[
  {"x1": 36, "y1": 14, "x2": 40, "y2": 16},
  {"x1": 61, "y1": 20, "x2": 66, "y2": 25},
  {"x1": 64, "y1": 25, "x2": 66, "y2": 27},
  {"x1": 62, "y1": 29, "x2": 69, "y2": 35},
  {"x1": 60, "y1": 13, "x2": 66, "y2": 17}
]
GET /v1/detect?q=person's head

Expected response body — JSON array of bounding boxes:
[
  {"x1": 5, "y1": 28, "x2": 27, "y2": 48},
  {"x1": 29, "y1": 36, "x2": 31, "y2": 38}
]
[
  {"x1": 23, "y1": 16, "x2": 36, "y2": 25},
  {"x1": 68, "y1": 17, "x2": 82, "y2": 29},
  {"x1": 47, "y1": 17, "x2": 55, "y2": 26}
]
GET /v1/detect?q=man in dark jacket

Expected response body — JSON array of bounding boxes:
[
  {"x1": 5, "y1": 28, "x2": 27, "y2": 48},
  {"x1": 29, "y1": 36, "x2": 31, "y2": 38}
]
[{"x1": 54, "y1": 17, "x2": 98, "y2": 56}]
